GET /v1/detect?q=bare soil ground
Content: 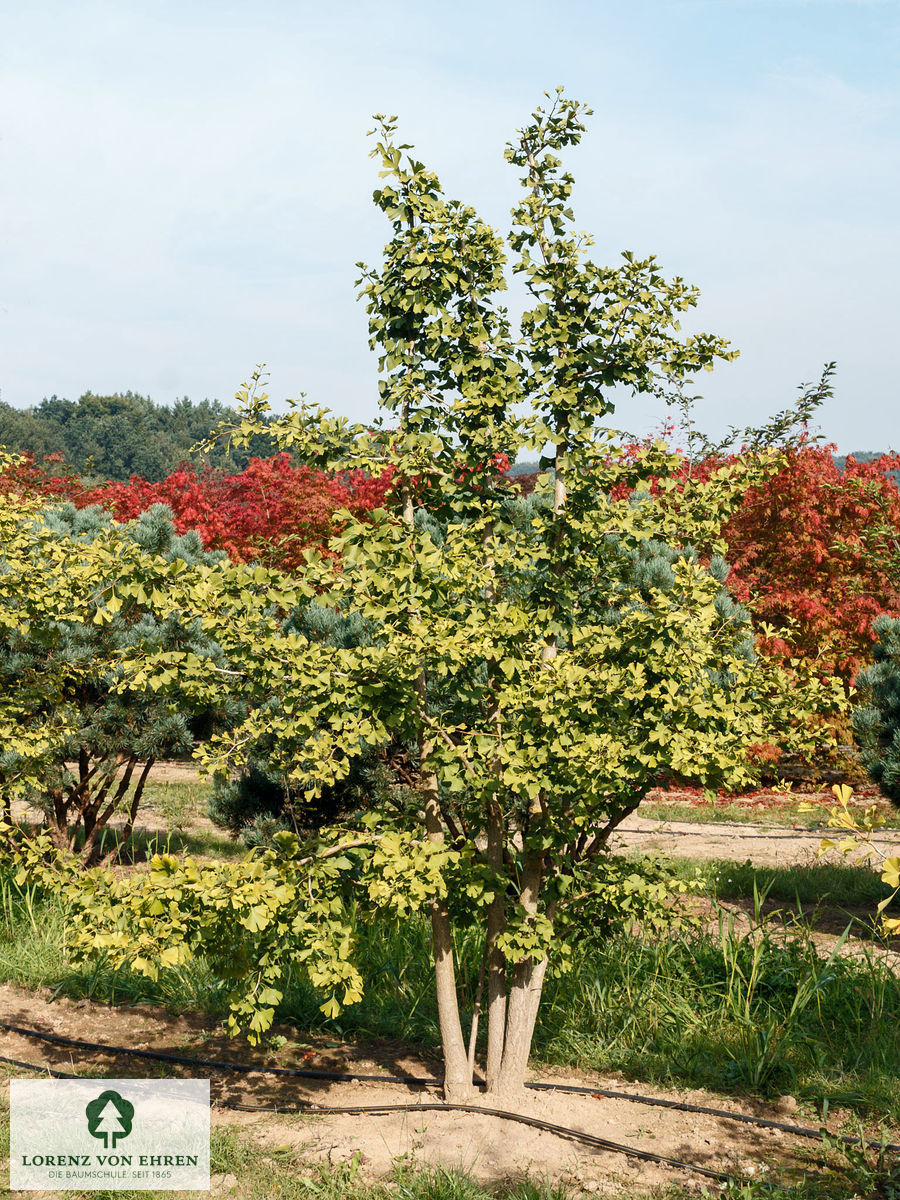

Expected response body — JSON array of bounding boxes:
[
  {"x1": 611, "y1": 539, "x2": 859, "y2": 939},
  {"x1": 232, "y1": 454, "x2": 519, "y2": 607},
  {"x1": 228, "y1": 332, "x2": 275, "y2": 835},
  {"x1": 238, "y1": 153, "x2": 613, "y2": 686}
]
[
  {"x1": 611, "y1": 810, "x2": 900, "y2": 868},
  {"x1": 0, "y1": 984, "x2": 823, "y2": 1196}
]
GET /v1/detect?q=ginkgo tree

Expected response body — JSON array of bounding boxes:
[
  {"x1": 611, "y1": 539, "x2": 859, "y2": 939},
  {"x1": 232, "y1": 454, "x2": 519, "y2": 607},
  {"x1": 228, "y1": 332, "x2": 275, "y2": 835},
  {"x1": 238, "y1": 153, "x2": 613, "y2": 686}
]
[{"x1": 2, "y1": 92, "x2": 843, "y2": 1102}]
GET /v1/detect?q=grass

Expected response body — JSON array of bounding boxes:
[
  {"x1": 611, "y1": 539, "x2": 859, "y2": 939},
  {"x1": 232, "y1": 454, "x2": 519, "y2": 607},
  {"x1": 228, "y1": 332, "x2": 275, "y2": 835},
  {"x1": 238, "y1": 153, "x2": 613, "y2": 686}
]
[
  {"x1": 672, "y1": 854, "x2": 899, "y2": 912},
  {"x1": 4, "y1": 857, "x2": 900, "y2": 1126},
  {"x1": 140, "y1": 778, "x2": 211, "y2": 828},
  {"x1": 535, "y1": 914, "x2": 900, "y2": 1111},
  {"x1": 639, "y1": 795, "x2": 900, "y2": 830},
  {"x1": 114, "y1": 822, "x2": 245, "y2": 863}
]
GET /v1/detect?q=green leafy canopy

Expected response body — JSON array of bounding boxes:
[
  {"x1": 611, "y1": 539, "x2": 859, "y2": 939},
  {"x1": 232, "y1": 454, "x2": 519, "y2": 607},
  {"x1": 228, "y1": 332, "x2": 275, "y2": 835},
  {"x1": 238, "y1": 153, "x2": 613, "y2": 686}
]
[{"x1": 0, "y1": 93, "x2": 845, "y2": 1093}]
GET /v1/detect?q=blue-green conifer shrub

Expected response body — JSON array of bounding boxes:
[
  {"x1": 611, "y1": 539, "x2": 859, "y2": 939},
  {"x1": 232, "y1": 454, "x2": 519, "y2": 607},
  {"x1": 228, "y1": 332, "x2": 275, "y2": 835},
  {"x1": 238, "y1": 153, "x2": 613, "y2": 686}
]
[{"x1": 853, "y1": 614, "x2": 900, "y2": 805}]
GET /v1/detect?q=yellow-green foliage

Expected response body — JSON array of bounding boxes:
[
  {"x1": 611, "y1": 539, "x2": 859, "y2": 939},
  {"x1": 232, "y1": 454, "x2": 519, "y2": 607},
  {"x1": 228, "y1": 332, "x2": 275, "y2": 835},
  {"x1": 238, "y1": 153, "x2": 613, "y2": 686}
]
[
  {"x1": 0, "y1": 449, "x2": 842, "y2": 1041},
  {"x1": 0, "y1": 93, "x2": 848, "y2": 1078}
]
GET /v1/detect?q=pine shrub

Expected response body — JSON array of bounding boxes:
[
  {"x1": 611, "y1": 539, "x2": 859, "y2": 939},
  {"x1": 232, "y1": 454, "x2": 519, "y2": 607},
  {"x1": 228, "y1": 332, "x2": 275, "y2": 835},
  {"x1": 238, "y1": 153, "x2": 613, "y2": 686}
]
[{"x1": 853, "y1": 614, "x2": 900, "y2": 804}]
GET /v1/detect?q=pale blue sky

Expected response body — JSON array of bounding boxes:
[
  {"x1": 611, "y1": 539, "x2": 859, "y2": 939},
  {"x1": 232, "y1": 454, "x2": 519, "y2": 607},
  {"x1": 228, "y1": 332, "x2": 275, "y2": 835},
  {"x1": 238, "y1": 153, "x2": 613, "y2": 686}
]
[{"x1": 1, "y1": 0, "x2": 898, "y2": 451}]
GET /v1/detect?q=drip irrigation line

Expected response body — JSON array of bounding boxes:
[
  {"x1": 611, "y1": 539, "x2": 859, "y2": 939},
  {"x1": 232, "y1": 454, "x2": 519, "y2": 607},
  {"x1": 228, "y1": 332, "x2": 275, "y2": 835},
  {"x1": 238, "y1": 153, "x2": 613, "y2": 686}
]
[
  {"x1": 0, "y1": 1051, "x2": 759, "y2": 1188},
  {"x1": 0, "y1": 1019, "x2": 433, "y2": 1085},
  {"x1": 530, "y1": 1081, "x2": 900, "y2": 1150},
  {"x1": 2, "y1": 1017, "x2": 897, "y2": 1155},
  {"x1": 227, "y1": 1099, "x2": 746, "y2": 1183},
  {"x1": 0, "y1": 1052, "x2": 80, "y2": 1078}
]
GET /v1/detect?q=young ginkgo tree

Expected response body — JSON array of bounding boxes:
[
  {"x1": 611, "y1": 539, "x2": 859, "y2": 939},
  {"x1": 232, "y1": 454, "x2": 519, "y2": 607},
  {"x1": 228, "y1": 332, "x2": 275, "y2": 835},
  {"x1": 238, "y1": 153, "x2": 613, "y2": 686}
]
[
  {"x1": 12, "y1": 93, "x2": 842, "y2": 1102},
  {"x1": 187, "y1": 92, "x2": 836, "y2": 1096}
]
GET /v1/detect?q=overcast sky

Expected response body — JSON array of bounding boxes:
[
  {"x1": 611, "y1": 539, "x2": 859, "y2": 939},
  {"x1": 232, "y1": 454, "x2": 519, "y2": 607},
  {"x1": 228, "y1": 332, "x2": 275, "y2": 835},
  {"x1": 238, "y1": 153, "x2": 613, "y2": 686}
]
[{"x1": 1, "y1": 0, "x2": 898, "y2": 452}]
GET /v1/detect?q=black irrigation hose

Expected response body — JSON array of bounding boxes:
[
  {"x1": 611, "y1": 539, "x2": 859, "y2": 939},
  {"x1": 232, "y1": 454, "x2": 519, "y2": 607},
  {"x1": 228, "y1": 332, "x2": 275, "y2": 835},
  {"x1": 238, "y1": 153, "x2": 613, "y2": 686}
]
[
  {"x1": 529, "y1": 1080, "x2": 900, "y2": 1151},
  {"x1": 0, "y1": 1052, "x2": 754, "y2": 1187},
  {"x1": 0, "y1": 1052, "x2": 80, "y2": 1078},
  {"x1": 2, "y1": 1017, "x2": 898, "y2": 1155},
  {"x1": 0, "y1": 1020, "x2": 434, "y2": 1086}
]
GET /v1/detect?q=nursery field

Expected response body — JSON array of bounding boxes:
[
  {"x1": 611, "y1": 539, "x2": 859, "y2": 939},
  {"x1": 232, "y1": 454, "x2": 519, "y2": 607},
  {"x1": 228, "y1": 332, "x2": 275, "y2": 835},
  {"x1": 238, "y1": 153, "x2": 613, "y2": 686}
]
[
  {"x1": 3, "y1": 770, "x2": 900, "y2": 1200},
  {"x1": 639, "y1": 786, "x2": 900, "y2": 831},
  {"x1": 5, "y1": 85, "x2": 900, "y2": 1200}
]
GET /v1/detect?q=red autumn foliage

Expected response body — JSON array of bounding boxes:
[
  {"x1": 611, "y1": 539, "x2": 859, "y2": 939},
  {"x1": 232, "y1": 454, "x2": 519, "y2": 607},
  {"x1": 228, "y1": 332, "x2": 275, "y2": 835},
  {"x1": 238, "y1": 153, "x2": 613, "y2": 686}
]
[
  {"x1": 744, "y1": 741, "x2": 783, "y2": 764},
  {"x1": 716, "y1": 446, "x2": 900, "y2": 683},
  {"x1": 0, "y1": 451, "x2": 83, "y2": 500},
  {"x1": 4, "y1": 442, "x2": 900, "y2": 683},
  {"x1": 555, "y1": 435, "x2": 900, "y2": 684},
  {"x1": 0, "y1": 451, "x2": 394, "y2": 570},
  {"x1": 80, "y1": 454, "x2": 395, "y2": 570}
]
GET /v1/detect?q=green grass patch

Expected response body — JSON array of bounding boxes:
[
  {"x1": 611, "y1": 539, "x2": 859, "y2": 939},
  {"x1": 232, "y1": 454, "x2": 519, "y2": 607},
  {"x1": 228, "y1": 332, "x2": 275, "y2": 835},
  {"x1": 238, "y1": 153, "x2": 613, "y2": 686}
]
[
  {"x1": 120, "y1": 823, "x2": 245, "y2": 863},
  {"x1": 667, "y1": 854, "x2": 898, "y2": 911},
  {"x1": 639, "y1": 798, "x2": 822, "y2": 828},
  {"x1": 139, "y1": 778, "x2": 214, "y2": 827},
  {"x1": 639, "y1": 797, "x2": 822, "y2": 827},
  {"x1": 640, "y1": 797, "x2": 900, "y2": 830}
]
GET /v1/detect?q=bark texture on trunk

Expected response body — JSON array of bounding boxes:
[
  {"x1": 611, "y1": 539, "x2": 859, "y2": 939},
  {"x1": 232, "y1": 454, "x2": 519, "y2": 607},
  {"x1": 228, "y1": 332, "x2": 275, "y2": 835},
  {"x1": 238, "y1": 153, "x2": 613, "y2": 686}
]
[
  {"x1": 484, "y1": 810, "x2": 508, "y2": 1092},
  {"x1": 485, "y1": 803, "x2": 548, "y2": 1096},
  {"x1": 494, "y1": 954, "x2": 549, "y2": 1095},
  {"x1": 423, "y1": 759, "x2": 473, "y2": 1101}
]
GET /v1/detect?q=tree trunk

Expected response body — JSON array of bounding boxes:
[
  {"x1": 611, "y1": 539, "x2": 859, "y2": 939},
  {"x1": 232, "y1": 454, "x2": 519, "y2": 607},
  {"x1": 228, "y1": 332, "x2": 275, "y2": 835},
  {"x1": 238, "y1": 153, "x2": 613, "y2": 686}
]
[
  {"x1": 48, "y1": 788, "x2": 71, "y2": 851},
  {"x1": 493, "y1": 953, "x2": 549, "y2": 1095},
  {"x1": 484, "y1": 800, "x2": 507, "y2": 1091},
  {"x1": 422, "y1": 757, "x2": 473, "y2": 1101},
  {"x1": 488, "y1": 813, "x2": 546, "y2": 1097},
  {"x1": 113, "y1": 758, "x2": 154, "y2": 863}
]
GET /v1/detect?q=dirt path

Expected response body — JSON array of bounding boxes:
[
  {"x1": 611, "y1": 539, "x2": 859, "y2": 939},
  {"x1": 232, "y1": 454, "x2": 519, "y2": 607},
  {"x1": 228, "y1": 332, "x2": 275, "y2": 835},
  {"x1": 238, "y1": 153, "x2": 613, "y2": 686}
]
[
  {"x1": 611, "y1": 812, "x2": 900, "y2": 868},
  {"x1": 0, "y1": 984, "x2": 829, "y2": 1196}
]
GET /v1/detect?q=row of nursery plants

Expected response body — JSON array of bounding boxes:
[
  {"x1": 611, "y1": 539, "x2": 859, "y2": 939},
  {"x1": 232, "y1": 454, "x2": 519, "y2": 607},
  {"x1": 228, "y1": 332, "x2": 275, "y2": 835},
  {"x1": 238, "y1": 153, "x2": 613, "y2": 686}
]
[
  {"x1": 3, "y1": 434, "x2": 900, "y2": 685},
  {"x1": 2, "y1": 89, "x2": 900, "y2": 1114}
]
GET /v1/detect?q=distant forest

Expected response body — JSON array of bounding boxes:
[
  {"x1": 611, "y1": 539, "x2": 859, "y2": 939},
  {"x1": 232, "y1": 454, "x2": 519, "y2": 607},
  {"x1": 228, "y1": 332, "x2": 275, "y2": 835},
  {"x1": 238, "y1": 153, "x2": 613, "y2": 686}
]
[
  {"x1": 0, "y1": 391, "x2": 888, "y2": 483},
  {"x1": 0, "y1": 392, "x2": 276, "y2": 482}
]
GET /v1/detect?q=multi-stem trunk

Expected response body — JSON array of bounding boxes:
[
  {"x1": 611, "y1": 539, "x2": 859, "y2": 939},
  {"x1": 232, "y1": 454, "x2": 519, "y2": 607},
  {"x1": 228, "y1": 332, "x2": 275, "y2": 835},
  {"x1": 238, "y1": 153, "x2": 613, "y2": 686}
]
[
  {"x1": 481, "y1": 519, "x2": 509, "y2": 1092},
  {"x1": 420, "y1": 731, "x2": 473, "y2": 1101},
  {"x1": 484, "y1": 420, "x2": 568, "y2": 1093},
  {"x1": 401, "y1": 460, "x2": 473, "y2": 1101},
  {"x1": 490, "y1": 806, "x2": 550, "y2": 1097}
]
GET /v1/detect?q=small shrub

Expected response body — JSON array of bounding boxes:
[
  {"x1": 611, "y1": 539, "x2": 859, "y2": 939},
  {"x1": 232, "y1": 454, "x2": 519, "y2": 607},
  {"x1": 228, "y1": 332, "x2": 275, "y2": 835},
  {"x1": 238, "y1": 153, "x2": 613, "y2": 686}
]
[{"x1": 853, "y1": 614, "x2": 900, "y2": 805}]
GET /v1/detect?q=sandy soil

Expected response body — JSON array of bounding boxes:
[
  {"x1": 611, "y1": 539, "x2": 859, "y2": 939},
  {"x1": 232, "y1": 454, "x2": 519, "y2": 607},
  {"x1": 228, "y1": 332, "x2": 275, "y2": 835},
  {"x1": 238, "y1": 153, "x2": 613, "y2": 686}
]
[
  {"x1": 0, "y1": 984, "x2": 823, "y2": 1196},
  {"x1": 611, "y1": 810, "x2": 900, "y2": 868}
]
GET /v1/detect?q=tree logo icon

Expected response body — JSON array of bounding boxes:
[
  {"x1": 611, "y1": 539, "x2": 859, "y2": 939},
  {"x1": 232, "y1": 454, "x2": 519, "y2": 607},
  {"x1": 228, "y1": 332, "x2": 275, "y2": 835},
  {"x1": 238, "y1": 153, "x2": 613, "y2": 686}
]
[{"x1": 85, "y1": 1090, "x2": 135, "y2": 1149}]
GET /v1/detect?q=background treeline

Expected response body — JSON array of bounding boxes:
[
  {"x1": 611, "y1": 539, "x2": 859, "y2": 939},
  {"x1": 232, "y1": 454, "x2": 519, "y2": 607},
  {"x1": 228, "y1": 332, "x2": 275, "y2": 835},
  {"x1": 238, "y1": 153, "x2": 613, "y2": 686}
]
[
  {"x1": 0, "y1": 392, "x2": 277, "y2": 481},
  {"x1": 0, "y1": 390, "x2": 893, "y2": 485}
]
